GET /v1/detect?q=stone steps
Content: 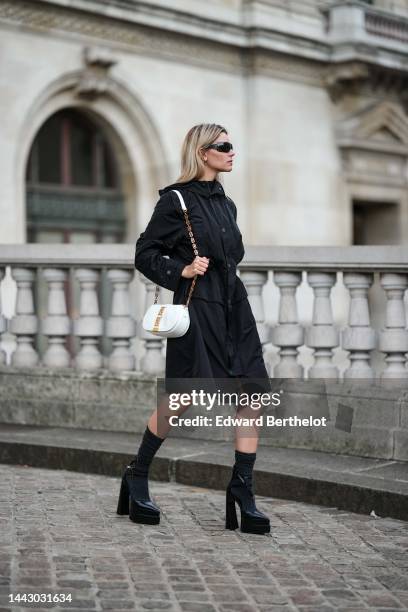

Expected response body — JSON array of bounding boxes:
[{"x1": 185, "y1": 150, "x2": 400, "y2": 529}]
[{"x1": 0, "y1": 422, "x2": 407, "y2": 521}]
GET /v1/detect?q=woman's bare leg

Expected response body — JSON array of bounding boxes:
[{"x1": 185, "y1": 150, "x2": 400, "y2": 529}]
[
  {"x1": 148, "y1": 393, "x2": 193, "y2": 439},
  {"x1": 147, "y1": 389, "x2": 259, "y2": 450},
  {"x1": 234, "y1": 401, "x2": 260, "y2": 453}
]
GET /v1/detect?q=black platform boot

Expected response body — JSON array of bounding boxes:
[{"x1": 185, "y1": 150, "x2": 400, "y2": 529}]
[
  {"x1": 116, "y1": 426, "x2": 165, "y2": 525},
  {"x1": 225, "y1": 450, "x2": 270, "y2": 535}
]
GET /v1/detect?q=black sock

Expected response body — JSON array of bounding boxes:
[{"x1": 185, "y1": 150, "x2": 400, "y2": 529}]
[{"x1": 127, "y1": 426, "x2": 165, "y2": 499}]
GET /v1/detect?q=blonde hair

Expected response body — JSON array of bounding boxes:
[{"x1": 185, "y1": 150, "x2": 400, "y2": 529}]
[{"x1": 176, "y1": 123, "x2": 227, "y2": 183}]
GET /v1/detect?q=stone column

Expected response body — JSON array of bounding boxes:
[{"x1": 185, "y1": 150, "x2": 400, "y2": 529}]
[
  {"x1": 379, "y1": 272, "x2": 408, "y2": 379},
  {"x1": 106, "y1": 268, "x2": 136, "y2": 371},
  {"x1": 341, "y1": 272, "x2": 376, "y2": 379},
  {"x1": 9, "y1": 268, "x2": 39, "y2": 367},
  {"x1": 240, "y1": 270, "x2": 269, "y2": 344},
  {"x1": 270, "y1": 271, "x2": 304, "y2": 378},
  {"x1": 139, "y1": 277, "x2": 165, "y2": 375},
  {"x1": 42, "y1": 268, "x2": 71, "y2": 368},
  {"x1": 0, "y1": 268, "x2": 6, "y2": 365},
  {"x1": 73, "y1": 268, "x2": 103, "y2": 370},
  {"x1": 306, "y1": 272, "x2": 339, "y2": 378}
]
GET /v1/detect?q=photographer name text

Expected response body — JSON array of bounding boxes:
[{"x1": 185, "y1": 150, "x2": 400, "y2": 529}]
[{"x1": 168, "y1": 415, "x2": 327, "y2": 427}]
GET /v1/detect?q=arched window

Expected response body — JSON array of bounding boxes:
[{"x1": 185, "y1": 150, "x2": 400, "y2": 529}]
[
  {"x1": 25, "y1": 109, "x2": 127, "y2": 359},
  {"x1": 26, "y1": 108, "x2": 125, "y2": 244}
]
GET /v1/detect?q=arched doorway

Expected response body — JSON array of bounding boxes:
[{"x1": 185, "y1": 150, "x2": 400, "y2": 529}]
[{"x1": 25, "y1": 107, "x2": 126, "y2": 361}]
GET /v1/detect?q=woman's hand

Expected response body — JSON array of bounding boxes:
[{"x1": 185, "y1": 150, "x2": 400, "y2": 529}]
[{"x1": 182, "y1": 256, "x2": 210, "y2": 279}]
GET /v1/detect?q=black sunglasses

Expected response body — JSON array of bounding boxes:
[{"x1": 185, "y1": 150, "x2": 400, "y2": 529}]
[{"x1": 203, "y1": 141, "x2": 234, "y2": 153}]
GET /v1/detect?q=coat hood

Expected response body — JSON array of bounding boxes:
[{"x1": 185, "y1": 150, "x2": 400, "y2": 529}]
[{"x1": 159, "y1": 178, "x2": 225, "y2": 199}]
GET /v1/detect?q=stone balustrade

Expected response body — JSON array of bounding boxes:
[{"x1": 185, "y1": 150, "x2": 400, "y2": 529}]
[
  {"x1": 1, "y1": 244, "x2": 408, "y2": 380},
  {"x1": 325, "y1": 0, "x2": 408, "y2": 50},
  {"x1": 365, "y1": 7, "x2": 408, "y2": 43}
]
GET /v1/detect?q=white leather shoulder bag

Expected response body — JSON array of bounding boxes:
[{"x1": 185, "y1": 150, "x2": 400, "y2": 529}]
[{"x1": 142, "y1": 189, "x2": 199, "y2": 338}]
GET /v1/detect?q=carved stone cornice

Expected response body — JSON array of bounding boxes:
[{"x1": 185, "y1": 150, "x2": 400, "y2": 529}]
[
  {"x1": 0, "y1": 0, "x2": 330, "y2": 85},
  {"x1": 1, "y1": 0, "x2": 407, "y2": 91},
  {"x1": 0, "y1": 0, "x2": 243, "y2": 74},
  {"x1": 324, "y1": 60, "x2": 408, "y2": 109}
]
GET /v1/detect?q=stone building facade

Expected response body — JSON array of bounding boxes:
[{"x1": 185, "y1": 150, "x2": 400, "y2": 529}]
[
  {"x1": 0, "y1": 0, "x2": 407, "y2": 250},
  {"x1": 1, "y1": 2, "x2": 408, "y2": 458}
]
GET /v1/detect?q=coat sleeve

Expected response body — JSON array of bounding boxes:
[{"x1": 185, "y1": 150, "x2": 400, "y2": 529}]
[
  {"x1": 226, "y1": 196, "x2": 238, "y2": 222},
  {"x1": 134, "y1": 192, "x2": 186, "y2": 292},
  {"x1": 226, "y1": 196, "x2": 245, "y2": 265}
]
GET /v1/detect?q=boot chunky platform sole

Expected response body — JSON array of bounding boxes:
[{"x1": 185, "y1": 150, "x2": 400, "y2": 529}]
[
  {"x1": 116, "y1": 466, "x2": 160, "y2": 525},
  {"x1": 225, "y1": 471, "x2": 270, "y2": 535}
]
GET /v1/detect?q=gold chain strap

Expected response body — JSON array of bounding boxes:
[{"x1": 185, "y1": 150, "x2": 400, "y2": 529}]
[
  {"x1": 153, "y1": 195, "x2": 199, "y2": 307},
  {"x1": 152, "y1": 306, "x2": 166, "y2": 332}
]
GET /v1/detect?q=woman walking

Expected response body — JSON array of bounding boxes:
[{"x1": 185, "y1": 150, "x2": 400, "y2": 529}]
[{"x1": 117, "y1": 123, "x2": 271, "y2": 535}]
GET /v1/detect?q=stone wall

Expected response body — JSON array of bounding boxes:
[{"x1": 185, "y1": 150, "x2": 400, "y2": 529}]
[{"x1": 0, "y1": 366, "x2": 406, "y2": 461}]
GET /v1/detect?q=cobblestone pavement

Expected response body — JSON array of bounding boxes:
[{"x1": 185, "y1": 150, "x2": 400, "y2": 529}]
[{"x1": 0, "y1": 464, "x2": 407, "y2": 612}]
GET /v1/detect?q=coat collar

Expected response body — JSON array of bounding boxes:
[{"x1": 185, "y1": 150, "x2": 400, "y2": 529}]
[{"x1": 159, "y1": 179, "x2": 225, "y2": 199}]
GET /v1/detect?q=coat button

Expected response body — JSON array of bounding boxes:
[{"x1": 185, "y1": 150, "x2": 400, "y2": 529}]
[
  {"x1": 227, "y1": 263, "x2": 231, "y2": 269},
  {"x1": 221, "y1": 227, "x2": 226, "y2": 233},
  {"x1": 166, "y1": 270, "x2": 171, "y2": 275}
]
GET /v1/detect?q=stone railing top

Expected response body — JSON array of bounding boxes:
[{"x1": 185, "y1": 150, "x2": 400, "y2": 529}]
[
  {"x1": 243, "y1": 245, "x2": 408, "y2": 271},
  {"x1": 0, "y1": 244, "x2": 407, "y2": 271},
  {"x1": 326, "y1": 0, "x2": 408, "y2": 21}
]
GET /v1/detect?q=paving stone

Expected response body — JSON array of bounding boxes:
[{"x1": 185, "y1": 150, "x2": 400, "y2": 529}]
[
  {"x1": 178, "y1": 604, "x2": 218, "y2": 612},
  {"x1": 136, "y1": 601, "x2": 173, "y2": 610},
  {"x1": 57, "y1": 580, "x2": 93, "y2": 588},
  {"x1": 257, "y1": 607, "x2": 296, "y2": 612},
  {"x1": 218, "y1": 606, "x2": 261, "y2": 612},
  {"x1": 59, "y1": 601, "x2": 96, "y2": 608},
  {"x1": 174, "y1": 591, "x2": 211, "y2": 602},
  {"x1": 286, "y1": 587, "x2": 326, "y2": 606},
  {"x1": 296, "y1": 608, "x2": 336, "y2": 612},
  {"x1": 360, "y1": 591, "x2": 404, "y2": 607},
  {"x1": 99, "y1": 601, "x2": 135, "y2": 610},
  {"x1": 393, "y1": 591, "x2": 408, "y2": 607},
  {"x1": 376, "y1": 574, "x2": 408, "y2": 590}
]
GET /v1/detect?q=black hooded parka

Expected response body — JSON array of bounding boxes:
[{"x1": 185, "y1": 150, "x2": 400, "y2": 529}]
[{"x1": 134, "y1": 178, "x2": 270, "y2": 393}]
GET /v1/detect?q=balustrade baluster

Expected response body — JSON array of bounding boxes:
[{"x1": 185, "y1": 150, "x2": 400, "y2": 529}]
[
  {"x1": 73, "y1": 268, "x2": 103, "y2": 370},
  {"x1": 106, "y1": 268, "x2": 136, "y2": 371},
  {"x1": 341, "y1": 272, "x2": 376, "y2": 378},
  {"x1": 9, "y1": 267, "x2": 39, "y2": 367},
  {"x1": 270, "y1": 271, "x2": 304, "y2": 377},
  {"x1": 240, "y1": 270, "x2": 269, "y2": 345},
  {"x1": 139, "y1": 277, "x2": 165, "y2": 375},
  {"x1": 42, "y1": 268, "x2": 71, "y2": 368},
  {"x1": 379, "y1": 272, "x2": 408, "y2": 379},
  {"x1": 306, "y1": 272, "x2": 339, "y2": 378}
]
